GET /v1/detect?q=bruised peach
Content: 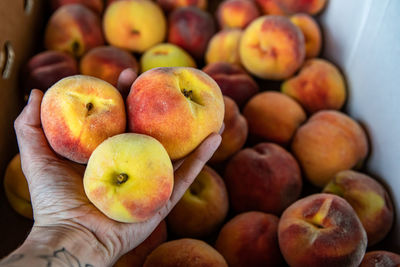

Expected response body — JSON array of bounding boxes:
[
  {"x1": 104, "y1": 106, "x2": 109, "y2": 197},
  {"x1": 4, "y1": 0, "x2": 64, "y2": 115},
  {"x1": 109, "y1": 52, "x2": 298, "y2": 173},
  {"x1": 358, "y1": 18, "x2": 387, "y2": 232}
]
[
  {"x1": 290, "y1": 13, "x2": 322, "y2": 58},
  {"x1": 205, "y1": 29, "x2": 242, "y2": 66},
  {"x1": 157, "y1": 0, "x2": 207, "y2": 13},
  {"x1": 50, "y1": 0, "x2": 104, "y2": 15},
  {"x1": 216, "y1": 0, "x2": 260, "y2": 29}
]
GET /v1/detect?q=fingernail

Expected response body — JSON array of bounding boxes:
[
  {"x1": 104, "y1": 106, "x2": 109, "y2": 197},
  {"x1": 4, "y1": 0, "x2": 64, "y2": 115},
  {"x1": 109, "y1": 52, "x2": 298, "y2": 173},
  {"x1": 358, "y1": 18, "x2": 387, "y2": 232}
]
[{"x1": 27, "y1": 90, "x2": 34, "y2": 104}]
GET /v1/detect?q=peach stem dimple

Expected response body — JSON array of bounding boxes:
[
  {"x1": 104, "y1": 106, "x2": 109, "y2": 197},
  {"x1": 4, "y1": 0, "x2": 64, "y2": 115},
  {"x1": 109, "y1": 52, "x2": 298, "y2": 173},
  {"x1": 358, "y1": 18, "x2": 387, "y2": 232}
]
[
  {"x1": 182, "y1": 88, "x2": 193, "y2": 100},
  {"x1": 116, "y1": 173, "x2": 129, "y2": 185}
]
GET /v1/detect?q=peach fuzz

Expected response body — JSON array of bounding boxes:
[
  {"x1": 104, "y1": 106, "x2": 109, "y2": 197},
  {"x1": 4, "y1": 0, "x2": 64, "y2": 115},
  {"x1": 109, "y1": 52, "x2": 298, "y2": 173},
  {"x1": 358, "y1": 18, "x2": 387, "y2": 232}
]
[
  {"x1": 140, "y1": 43, "x2": 196, "y2": 73},
  {"x1": 166, "y1": 165, "x2": 229, "y2": 238},
  {"x1": 80, "y1": 46, "x2": 138, "y2": 88},
  {"x1": 243, "y1": 91, "x2": 307, "y2": 145},
  {"x1": 256, "y1": 0, "x2": 327, "y2": 15},
  {"x1": 143, "y1": 238, "x2": 228, "y2": 267},
  {"x1": 84, "y1": 133, "x2": 173, "y2": 223},
  {"x1": 323, "y1": 170, "x2": 394, "y2": 246},
  {"x1": 278, "y1": 194, "x2": 367, "y2": 267},
  {"x1": 215, "y1": 212, "x2": 284, "y2": 267},
  {"x1": 205, "y1": 29, "x2": 242, "y2": 66},
  {"x1": 157, "y1": 0, "x2": 207, "y2": 13},
  {"x1": 3, "y1": 154, "x2": 33, "y2": 219},
  {"x1": 224, "y1": 142, "x2": 302, "y2": 215},
  {"x1": 239, "y1": 15, "x2": 305, "y2": 80},
  {"x1": 290, "y1": 13, "x2": 322, "y2": 58},
  {"x1": 24, "y1": 50, "x2": 78, "y2": 92},
  {"x1": 114, "y1": 221, "x2": 167, "y2": 267},
  {"x1": 210, "y1": 96, "x2": 248, "y2": 163},
  {"x1": 360, "y1": 251, "x2": 400, "y2": 267},
  {"x1": 202, "y1": 62, "x2": 259, "y2": 107},
  {"x1": 103, "y1": 0, "x2": 166, "y2": 53},
  {"x1": 282, "y1": 58, "x2": 347, "y2": 114},
  {"x1": 127, "y1": 67, "x2": 224, "y2": 160},
  {"x1": 216, "y1": 0, "x2": 260, "y2": 29},
  {"x1": 50, "y1": 0, "x2": 104, "y2": 15},
  {"x1": 291, "y1": 110, "x2": 369, "y2": 187},
  {"x1": 44, "y1": 4, "x2": 104, "y2": 57},
  {"x1": 168, "y1": 7, "x2": 216, "y2": 60},
  {"x1": 41, "y1": 75, "x2": 126, "y2": 164}
]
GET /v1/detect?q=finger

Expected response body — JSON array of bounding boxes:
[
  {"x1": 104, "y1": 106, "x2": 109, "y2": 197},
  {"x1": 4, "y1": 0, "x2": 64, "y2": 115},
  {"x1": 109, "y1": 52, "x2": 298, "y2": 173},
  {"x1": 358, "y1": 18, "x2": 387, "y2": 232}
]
[
  {"x1": 117, "y1": 68, "x2": 137, "y2": 95},
  {"x1": 172, "y1": 158, "x2": 185, "y2": 171},
  {"x1": 219, "y1": 123, "x2": 225, "y2": 134}
]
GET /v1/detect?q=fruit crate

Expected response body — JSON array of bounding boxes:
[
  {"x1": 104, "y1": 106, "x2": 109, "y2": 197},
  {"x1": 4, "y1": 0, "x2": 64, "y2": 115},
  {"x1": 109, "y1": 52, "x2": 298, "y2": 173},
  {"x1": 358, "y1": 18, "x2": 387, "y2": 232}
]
[{"x1": 0, "y1": 0, "x2": 399, "y2": 260}]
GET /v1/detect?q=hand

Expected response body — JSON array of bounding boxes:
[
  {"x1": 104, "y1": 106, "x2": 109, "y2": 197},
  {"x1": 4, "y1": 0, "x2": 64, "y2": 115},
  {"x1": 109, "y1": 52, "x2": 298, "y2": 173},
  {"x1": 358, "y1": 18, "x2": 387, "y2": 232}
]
[{"x1": 12, "y1": 69, "x2": 222, "y2": 266}]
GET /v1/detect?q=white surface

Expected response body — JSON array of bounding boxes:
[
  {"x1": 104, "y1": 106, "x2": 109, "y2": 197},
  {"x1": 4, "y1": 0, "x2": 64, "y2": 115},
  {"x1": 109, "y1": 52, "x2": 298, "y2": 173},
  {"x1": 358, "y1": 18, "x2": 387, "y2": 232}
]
[{"x1": 320, "y1": 0, "x2": 400, "y2": 250}]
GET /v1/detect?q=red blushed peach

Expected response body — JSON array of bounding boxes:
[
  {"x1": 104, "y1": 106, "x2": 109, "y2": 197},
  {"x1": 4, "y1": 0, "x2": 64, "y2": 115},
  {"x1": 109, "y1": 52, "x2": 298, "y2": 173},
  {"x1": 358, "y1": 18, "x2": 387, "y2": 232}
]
[
  {"x1": 210, "y1": 96, "x2": 248, "y2": 163},
  {"x1": 239, "y1": 15, "x2": 305, "y2": 80},
  {"x1": 243, "y1": 91, "x2": 307, "y2": 145},
  {"x1": 50, "y1": 0, "x2": 103, "y2": 15},
  {"x1": 157, "y1": 0, "x2": 207, "y2": 13},
  {"x1": 290, "y1": 13, "x2": 322, "y2": 58},
  {"x1": 224, "y1": 142, "x2": 302, "y2": 215},
  {"x1": 41, "y1": 75, "x2": 126, "y2": 164},
  {"x1": 216, "y1": 0, "x2": 260, "y2": 29},
  {"x1": 282, "y1": 59, "x2": 347, "y2": 114},
  {"x1": 360, "y1": 251, "x2": 400, "y2": 267},
  {"x1": 23, "y1": 50, "x2": 78, "y2": 92},
  {"x1": 205, "y1": 29, "x2": 242, "y2": 66},
  {"x1": 114, "y1": 221, "x2": 167, "y2": 267},
  {"x1": 292, "y1": 110, "x2": 369, "y2": 187},
  {"x1": 323, "y1": 170, "x2": 394, "y2": 246},
  {"x1": 127, "y1": 67, "x2": 224, "y2": 160},
  {"x1": 168, "y1": 7, "x2": 216, "y2": 60},
  {"x1": 215, "y1": 211, "x2": 284, "y2": 267},
  {"x1": 256, "y1": 0, "x2": 327, "y2": 15},
  {"x1": 278, "y1": 194, "x2": 367, "y2": 267},
  {"x1": 166, "y1": 165, "x2": 229, "y2": 238},
  {"x1": 255, "y1": 0, "x2": 285, "y2": 15},
  {"x1": 44, "y1": 4, "x2": 104, "y2": 57},
  {"x1": 203, "y1": 62, "x2": 259, "y2": 107},
  {"x1": 80, "y1": 46, "x2": 138, "y2": 90},
  {"x1": 143, "y1": 239, "x2": 228, "y2": 267}
]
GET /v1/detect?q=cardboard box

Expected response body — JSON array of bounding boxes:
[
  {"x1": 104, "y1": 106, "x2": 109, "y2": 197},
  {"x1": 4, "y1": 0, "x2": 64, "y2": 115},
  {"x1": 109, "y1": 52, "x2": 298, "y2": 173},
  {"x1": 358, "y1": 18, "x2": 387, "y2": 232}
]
[{"x1": 0, "y1": 0, "x2": 398, "y2": 259}]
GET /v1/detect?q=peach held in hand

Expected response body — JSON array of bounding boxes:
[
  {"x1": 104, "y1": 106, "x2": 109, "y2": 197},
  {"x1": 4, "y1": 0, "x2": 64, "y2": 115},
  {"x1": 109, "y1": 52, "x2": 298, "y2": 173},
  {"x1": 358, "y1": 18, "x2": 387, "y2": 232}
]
[
  {"x1": 84, "y1": 133, "x2": 174, "y2": 223},
  {"x1": 41, "y1": 75, "x2": 126, "y2": 164},
  {"x1": 127, "y1": 67, "x2": 224, "y2": 160}
]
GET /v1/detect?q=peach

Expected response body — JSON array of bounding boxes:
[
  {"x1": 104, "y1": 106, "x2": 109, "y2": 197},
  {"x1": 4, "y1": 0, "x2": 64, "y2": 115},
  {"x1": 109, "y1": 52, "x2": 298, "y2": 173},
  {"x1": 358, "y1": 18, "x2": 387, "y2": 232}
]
[
  {"x1": 290, "y1": 13, "x2": 322, "y2": 58},
  {"x1": 202, "y1": 62, "x2": 259, "y2": 107},
  {"x1": 84, "y1": 133, "x2": 174, "y2": 223},
  {"x1": 50, "y1": 0, "x2": 103, "y2": 15},
  {"x1": 157, "y1": 0, "x2": 207, "y2": 13},
  {"x1": 360, "y1": 251, "x2": 400, "y2": 267},
  {"x1": 127, "y1": 67, "x2": 224, "y2": 160},
  {"x1": 278, "y1": 193, "x2": 367, "y2": 267},
  {"x1": 291, "y1": 110, "x2": 369, "y2": 187},
  {"x1": 224, "y1": 142, "x2": 302, "y2": 215},
  {"x1": 323, "y1": 170, "x2": 394, "y2": 246},
  {"x1": 44, "y1": 4, "x2": 104, "y2": 57},
  {"x1": 243, "y1": 91, "x2": 307, "y2": 145},
  {"x1": 114, "y1": 220, "x2": 167, "y2": 267},
  {"x1": 3, "y1": 154, "x2": 33, "y2": 219},
  {"x1": 140, "y1": 43, "x2": 196, "y2": 73},
  {"x1": 215, "y1": 211, "x2": 284, "y2": 267},
  {"x1": 166, "y1": 165, "x2": 229, "y2": 238},
  {"x1": 255, "y1": 0, "x2": 285, "y2": 15},
  {"x1": 168, "y1": 7, "x2": 216, "y2": 59},
  {"x1": 239, "y1": 15, "x2": 305, "y2": 79},
  {"x1": 210, "y1": 96, "x2": 248, "y2": 163},
  {"x1": 23, "y1": 50, "x2": 78, "y2": 92},
  {"x1": 216, "y1": 0, "x2": 260, "y2": 29},
  {"x1": 103, "y1": 0, "x2": 166, "y2": 53},
  {"x1": 205, "y1": 29, "x2": 242, "y2": 66},
  {"x1": 41, "y1": 75, "x2": 126, "y2": 164},
  {"x1": 256, "y1": 0, "x2": 327, "y2": 15},
  {"x1": 282, "y1": 58, "x2": 347, "y2": 114},
  {"x1": 143, "y1": 238, "x2": 228, "y2": 267},
  {"x1": 80, "y1": 46, "x2": 138, "y2": 89}
]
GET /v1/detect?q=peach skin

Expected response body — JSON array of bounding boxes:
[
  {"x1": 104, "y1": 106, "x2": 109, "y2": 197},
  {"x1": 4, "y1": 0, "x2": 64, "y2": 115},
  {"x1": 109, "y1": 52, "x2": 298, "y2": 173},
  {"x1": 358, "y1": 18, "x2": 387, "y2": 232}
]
[
  {"x1": 256, "y1": 0, "x2": 327, "y2": 15},
  {"x1": 50, "y1": 0, "x2": 104, "y2": 15},
  {"x1": 216, "y1": 0, "x2": 260, "y2": 29},
  {"x1": 205, "y1": 29, "x2": 242, "y2": 66},
  {"x1": 44, "y1": 4, "x2": 104, "y2": 57},
  {"x1": 243, "y1": 91, "x2": 307, "y2": 145},
  {"x1": 360, "y1": 251, "x2": 400, "y2": 267},
  {"x1": 157, "y1": 0, "x2": 207, "y2": 13},
  {"x1": 103, "y1": 0, "x2": 166, "y2": 53},
  {"x1": 323, "y1": 170, "x2": 394, "y2": 246},
  {"x1": 290, "y1": 13, "x2": 322, "y2": 58},
  {"x1": 126, "y1": 67, "x2": 224, "y2": 160},
  {"x1": 292, "y1": 110, "x2": 369, "y2": 187},
  {"x1": 282, "y1": 58, "x2": 347, "y2": 114},
  {"x1": 41, "y1": 75, "x2": 126, "y2": 164},
  {"x1": 239, "y1": 15, "x2": 305, "y2": 80}
]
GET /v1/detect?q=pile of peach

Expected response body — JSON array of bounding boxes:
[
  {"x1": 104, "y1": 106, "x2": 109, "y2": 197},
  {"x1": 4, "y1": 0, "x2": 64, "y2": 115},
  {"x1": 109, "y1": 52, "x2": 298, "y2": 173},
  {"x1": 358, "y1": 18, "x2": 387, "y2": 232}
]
[{"x1": 4, "y1": 0, "x2": 399, "y2": 266}]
